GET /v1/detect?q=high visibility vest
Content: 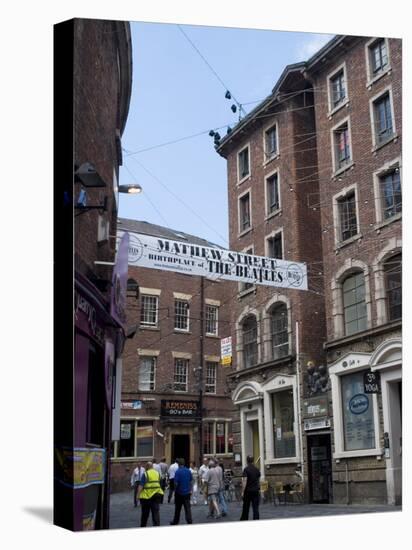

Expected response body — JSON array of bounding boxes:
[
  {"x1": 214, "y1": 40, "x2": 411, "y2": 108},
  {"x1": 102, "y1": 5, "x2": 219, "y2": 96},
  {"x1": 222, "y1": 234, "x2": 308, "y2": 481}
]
[{"x1": 139, "y1": 468, "x2": 164, "y2": 500}]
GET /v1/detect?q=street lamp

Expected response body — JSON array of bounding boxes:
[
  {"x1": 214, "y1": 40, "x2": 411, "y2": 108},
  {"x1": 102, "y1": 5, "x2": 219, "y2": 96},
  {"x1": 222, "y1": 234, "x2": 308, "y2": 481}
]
[{"x1": 118, "y1": 183, "x2": 143, "y2": 194}]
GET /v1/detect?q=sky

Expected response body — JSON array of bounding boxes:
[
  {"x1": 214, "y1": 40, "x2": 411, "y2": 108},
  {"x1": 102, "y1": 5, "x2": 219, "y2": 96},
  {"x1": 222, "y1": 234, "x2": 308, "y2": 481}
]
[{"x1": 119, "y1": 22, "x2": 333, "y2": 247}]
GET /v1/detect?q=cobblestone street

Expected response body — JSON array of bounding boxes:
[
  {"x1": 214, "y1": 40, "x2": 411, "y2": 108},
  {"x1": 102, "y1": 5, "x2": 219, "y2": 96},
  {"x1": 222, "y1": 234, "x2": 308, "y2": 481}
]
[{"x1": 109, "y1": 491, "x2": 401, "y2": 530}]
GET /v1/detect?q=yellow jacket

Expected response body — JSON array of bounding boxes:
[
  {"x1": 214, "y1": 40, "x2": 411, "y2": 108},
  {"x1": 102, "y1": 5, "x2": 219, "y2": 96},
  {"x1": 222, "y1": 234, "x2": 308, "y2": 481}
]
[{"x1": 139, "y1": 468, "x2": 164, "y2": 499}]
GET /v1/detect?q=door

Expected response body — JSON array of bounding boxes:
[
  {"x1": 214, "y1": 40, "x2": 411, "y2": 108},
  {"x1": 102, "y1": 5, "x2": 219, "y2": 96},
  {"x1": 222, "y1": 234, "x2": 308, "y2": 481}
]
[
  {"x1": 387, "y1": 379, "x2": 402, "y2": 504},
  {"x1": 307, "y1": 434, "x2": 332, "y2": 503},
  {"x1": 251, "y1": 420, "x2": 260, "y2": 466},
  {"x1": 171, "y1": 434, "x2": 190, "y2": 466}
]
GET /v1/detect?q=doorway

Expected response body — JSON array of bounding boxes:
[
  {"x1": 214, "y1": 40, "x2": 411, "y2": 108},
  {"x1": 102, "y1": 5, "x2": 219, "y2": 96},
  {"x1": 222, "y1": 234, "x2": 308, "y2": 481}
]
[
  {"x1": 171, "y1": 434, "x2": 190, "y2": 466},
  {"x1": 307, "y1": 433, "x2": 332, "y2": 503},
  {"x1": 250, "y1": 420, "x2": 260, "y2": 466}
]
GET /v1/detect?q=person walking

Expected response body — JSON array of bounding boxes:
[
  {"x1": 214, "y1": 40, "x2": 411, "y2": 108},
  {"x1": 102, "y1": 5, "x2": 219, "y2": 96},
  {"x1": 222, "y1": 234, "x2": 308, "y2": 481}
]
[
  {"x1": 189, "y1": 461, "x2": 199, "y2": 505},
  {"x1": 215, "y1": 460, "x2": 228, "y2": 517},
  {"x1": 137, "y1": 461, "x2": 164, "y2": 527},
  {"x1": 167, "y1": 458, "x2": 179, "y2": 504},
  {"x1": 159, "y1": 457, "x2": 168, "y2": 503},
  {"x1": 153, "y1": 458, "x2": 161, "y2": 475},
  {"x1": 169, "y1": 458, "x2": 193, "y2": 525},
  {"x1": 204, "y1": 460, "x2": 221, "y2": 519},
  {"x1": 240, "y1": 455, "x2": 261, "y2": 521},
  {"x1": 130, "y1": 461, "x2": 145, "y2": 508},
  {"x1": 198, "y1": 457, "x2": 209, "y2": 505}
]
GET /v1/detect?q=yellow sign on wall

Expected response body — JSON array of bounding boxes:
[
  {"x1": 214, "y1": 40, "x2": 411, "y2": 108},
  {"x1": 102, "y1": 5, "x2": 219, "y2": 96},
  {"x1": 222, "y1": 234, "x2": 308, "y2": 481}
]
[{"x1": 55, "y1": 447, "x2": 106, "y2": 489}]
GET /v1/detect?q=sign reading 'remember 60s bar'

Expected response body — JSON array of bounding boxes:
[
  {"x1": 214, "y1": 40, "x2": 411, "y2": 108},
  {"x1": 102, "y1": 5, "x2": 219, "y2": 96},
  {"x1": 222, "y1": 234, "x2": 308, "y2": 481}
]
[
  {"x1": 118, "y1": 230, "x2": 308, "y2": 291},
  {"x1": 161, "y1": 400, "x2": 200, "y2": 418}
]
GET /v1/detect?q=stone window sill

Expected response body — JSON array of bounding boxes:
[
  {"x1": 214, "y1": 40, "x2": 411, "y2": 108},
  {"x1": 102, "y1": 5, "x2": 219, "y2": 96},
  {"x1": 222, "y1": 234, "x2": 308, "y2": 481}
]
[
  {"x1": 372, "y1": 133, "x2": 399, "y2": 153},
  {"x1": 335, "y1": 233, "x2": 362, "y2": 251},
  {"x1": 332, "y1": 161, "x2": 355, "y2": 179},
  {"x1": 238, "y1": 227, "x2": 253, "y2": 238},
  {"x1": 366, "y1": 67, "x2": 392, "y2": 89},
  {"x1": 374, "y1": 213, "x2": 401, "y2": 231},
  {"x1": 327, "y1": 98, "x2": 349, "y2": 118},
  {"x1": 265, "y1": 208, "x2": 282, "y2": 221}
]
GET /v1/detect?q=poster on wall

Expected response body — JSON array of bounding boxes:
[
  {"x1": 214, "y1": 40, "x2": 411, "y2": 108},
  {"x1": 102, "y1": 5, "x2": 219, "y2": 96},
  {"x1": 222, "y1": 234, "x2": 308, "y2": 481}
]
[{"x1": 55, "y1": 447, "x2": 106, "y2": 489}]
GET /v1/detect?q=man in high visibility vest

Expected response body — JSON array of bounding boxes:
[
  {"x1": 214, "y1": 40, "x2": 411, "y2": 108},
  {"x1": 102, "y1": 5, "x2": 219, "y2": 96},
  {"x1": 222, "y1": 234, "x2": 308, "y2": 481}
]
[{"x1": 137, "y1": 461, "x2": 164, "y2": 527}]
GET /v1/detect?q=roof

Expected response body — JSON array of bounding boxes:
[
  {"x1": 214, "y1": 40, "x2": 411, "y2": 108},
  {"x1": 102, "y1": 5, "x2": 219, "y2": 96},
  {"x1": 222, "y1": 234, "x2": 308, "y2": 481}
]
[{"x1": 118, "y1": 218, "x2": 225, "y2": 249}]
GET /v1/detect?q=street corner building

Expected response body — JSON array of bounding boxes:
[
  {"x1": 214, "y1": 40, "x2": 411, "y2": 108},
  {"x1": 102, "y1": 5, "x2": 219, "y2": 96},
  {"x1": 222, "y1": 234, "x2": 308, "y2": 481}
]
[
  {"x1": 110, "y1": 219, "x2": 237, "y2": 491},
  {"x1": 215, "y1": 34, "x2": 401, "y2": 505},
  {"x1": 54, "y1": 18, "x2": 133, "y2": 530}
]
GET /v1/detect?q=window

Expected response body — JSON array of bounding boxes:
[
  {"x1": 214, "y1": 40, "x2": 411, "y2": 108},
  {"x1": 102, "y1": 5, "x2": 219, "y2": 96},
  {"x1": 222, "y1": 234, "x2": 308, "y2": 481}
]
[
  {"x1": 333, "y1": 121, "x2": 351, "y2": 170},
  {"x1": 337, "y1": 191, "x2": 358, "y2": 242},
  {"x1": 117, "y1": 420, "x2": 154, "y2": 458},
  {"x1": 343, "y1": 272, "x2": 367, "y2": 335},
  {"x1": 240, "y1": 247, "x2": 254, "y2": 293},
  {"x1": 369, "y1": 38, "x2": 388, "y2": 75},
  {"x1": 138, "y1": 356, "x2": 156, "y2": 391},
  {"x1": 384, "y1": 254, "x2": 402, "y2": 321},
  {"x1": 373, "y1": 92, "x2": 393, "y2": 145},
  {"x1": 380, "y1": 169, "x2": 401, "y2": 219},
  {"x1": 330, "y1": 69, "x2": 346, "y2": 108},
  {"x1": 202, "y1": 421, "x2": 233, "y2": 455},
  {"x1": 242, "y1": 315, "x2": 258, "y2": 368},
  {"x1": 341, "y1": 371, "x2": 375, "y2": 451},
  {"x1": 205, "y1": 361, "x2": 217, "y2": 394},
  {"x1": 272, "y1": 390, "x2": 296, "y2": 458},
  {"x1": 267, "y1": 232, "x2": 283, "y2": 259},
  {"x1": 238, "y1": 146, "x2": 250, "y2": 180},
  {"x1": 140, "y1": 295, "x2": 158, "y2": 327},
  {"x1": 271, "y1": 304, "x2": 289, "y2": 360},
  {"x1": 174, "y1": 358, "x2": 188, "y2": 391},
  {"x1": 264, "y1": 125, "x2": 278, "y2": 160},
  {"x1": 205, "y1": 305, "x2": 218, "y2": 336},
  {"x1": 266, "y1": 172, "x2": 280, "y2": 215},
  {"x1": 239, "y1": 192, "x2": 251, "y2": 232},
  {"x1": 174, "y1": 299, "x2": 189, "y2": 331}
]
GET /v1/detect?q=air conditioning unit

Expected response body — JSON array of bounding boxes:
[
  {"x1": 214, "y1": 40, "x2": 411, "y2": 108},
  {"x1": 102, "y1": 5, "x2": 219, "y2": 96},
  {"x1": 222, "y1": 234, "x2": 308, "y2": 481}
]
[{"x1": 97, "y1": 214, "x2": 110, "y2": 242}]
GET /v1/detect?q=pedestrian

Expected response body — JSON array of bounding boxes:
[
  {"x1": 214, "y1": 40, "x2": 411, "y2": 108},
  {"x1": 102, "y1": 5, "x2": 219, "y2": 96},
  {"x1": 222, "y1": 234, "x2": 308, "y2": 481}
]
[
  {"x1": 137, "y1": 461, "x2": 164, "y2": 527},
  {"x1": 204, "y1": 460, "x2": 221, "y2": 519},
  {"x1": 240, "y1": 455, "x2": 261, "y2": 521},
  {"x1": 167, "y1": 458, "x2": 179, "y2": 504},
  {"x1": 130, "y1": 461, "x2": 145, "y2": 508},
  {"x1": 153, "y1": 458, "x2": 161, "y2": 475},
  {"x1": 198, "y1": 457, "x2": 209, "y2": 505},
  {"x1": 189, "y1": 461, "x2": 199, "y2": 505},
  {"x1": 159, "y1": 457, "x2": 168, "y2": 503},
  {"x1": 169, "y1": 458, "x2": 193, "y2": 525},
  {"x1": 215, "y1": 460, "x2": 228, "y2": 517}
]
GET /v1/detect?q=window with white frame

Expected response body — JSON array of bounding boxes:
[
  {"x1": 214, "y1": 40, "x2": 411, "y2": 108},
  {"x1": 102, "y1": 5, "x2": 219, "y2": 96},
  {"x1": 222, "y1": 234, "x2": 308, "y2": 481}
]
[
  {"x1": 372, "y1": 91, "x2": 394, "y2": 145},
  {"x1": 205, "y1": 361, "x2": 217, "y2": 394},
  {"x1": 270, "y1": 303, "x2": 289, "y2": 360},
  {"x1": 342, "y1": 272, "x2": 367, "y2": 335},
  {"x1": 140, "y1": 295, "x2": 158, "y2": 326},
  {"x1": 242, "y1": 315, "x2": 258, "y2": 368},
  {"x1": 205, "y1": 305, "x2": 218, "y2": 336},
  {"x1": 333, "y1": 121, "x2": 351, "y2": 170},
  {"x1": 240, "y1": 247, "x2": 254, "y2": 293},
  {"x1": 379, "y1": 168, "x2": 402, "y2": 220},
  {"x1": 239, "y1": 192, "x2": 251, "y2": 232},
  {"x1": 266, "y1": 172, "x2": 280, "y2": 215},
  {"x1": 272, "y1": 389, "x2": 296, "y2": 458},
  {"x1": 174, "y1": 299, "x2": 189, "y2": 331},
  {"x1": 202, "y1": 421, "x2": 233, "y2": 455},
  {"x1": 384, "y1": 254, "x2": 402, "y2": 321},
  {"x1": 336, "y1": 190, "x2": 358, "y2": 242},
  {"x1": 369, "y1": 38, "x2": 389, "y2": 76},
  {"x1": 174, "y1": 358, "x2": 188, "y2": 391},
  {"x1": 329, "y1": 68, "x2": 347, "y2": 110},
  {"x1": 138, "y1": 356, "x2": 156, "y2": 391},
  {"x1": 264, "y1": 124, "x2": 278, "y2": 161},
  {"x1": 267, "y1": 232, "x2": 283, "y2": 259},
  {"x1": 238, "y1": 146, "x2": 250, "y2": 180},
  {"x1": 116, "y1": 419, "x2": 154, "y2": 458}
]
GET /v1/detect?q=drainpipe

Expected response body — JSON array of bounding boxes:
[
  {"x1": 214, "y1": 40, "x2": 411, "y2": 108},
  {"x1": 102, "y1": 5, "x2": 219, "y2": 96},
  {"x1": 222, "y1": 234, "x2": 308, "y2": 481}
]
[
  {"x1": 295, "y1": 320, "x2": 305, "y2": 484},
  {"x1": 198, "y1": 276, "x2": 205, "y2": 465}
]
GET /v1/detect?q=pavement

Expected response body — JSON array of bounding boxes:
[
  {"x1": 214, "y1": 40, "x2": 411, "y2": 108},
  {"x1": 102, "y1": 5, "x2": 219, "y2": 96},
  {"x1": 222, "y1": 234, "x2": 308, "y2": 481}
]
[{"x1": 109, "y1": 490, "x2": 401, "y2": 530}]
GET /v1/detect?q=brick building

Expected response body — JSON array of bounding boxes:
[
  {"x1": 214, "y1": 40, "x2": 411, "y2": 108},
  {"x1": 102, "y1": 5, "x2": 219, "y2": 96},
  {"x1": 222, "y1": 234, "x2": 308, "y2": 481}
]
[
  {"x1": 216, "y1": 34, "x2": 401, "y2": 505},
  {"x1": 305, "y1": 35, "x2": 402, "y2": 505},
  {"x1": 55, "y1": 18, "x2": 133, "y2": 530},
  {"x1": 110, "y1": 219, "x2": 236, "y2": 492}
]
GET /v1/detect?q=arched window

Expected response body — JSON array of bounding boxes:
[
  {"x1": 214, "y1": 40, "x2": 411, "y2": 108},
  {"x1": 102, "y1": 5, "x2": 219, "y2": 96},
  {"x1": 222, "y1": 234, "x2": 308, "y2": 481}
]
[
  {"x1": 242, "y1": 315, "x2": 258, "y2": 368},
  {"x1": 384, "y1": 253, "x2": 402, "y2": 321},
  {"x1": 271, "y1": 303, "x2": 288, "y2": 360},
  {"x1": 342, "y1": 272, "x2": 367, "y2": 335}
]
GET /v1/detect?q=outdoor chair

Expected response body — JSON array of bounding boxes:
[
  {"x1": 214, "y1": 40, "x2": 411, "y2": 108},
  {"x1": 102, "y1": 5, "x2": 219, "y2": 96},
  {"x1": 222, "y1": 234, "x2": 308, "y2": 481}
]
[
  {"x1": 287, "y1": 482, "x2": 304, "y2": 504},
  {"x1": 273, "y1": 481, "x2": 286, "y2": 505}
]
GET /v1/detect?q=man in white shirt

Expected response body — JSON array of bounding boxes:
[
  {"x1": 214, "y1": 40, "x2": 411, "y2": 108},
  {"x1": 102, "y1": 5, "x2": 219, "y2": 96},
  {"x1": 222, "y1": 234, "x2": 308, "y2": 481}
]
[
  {"x1": 198, "y1": 457, "x2": 209, "y2": 505},
  {"x1": 167, "y1": 459, "x2": 179, "y2": 503},
  {"x1": 131, "y1": 461, "x2": 145, "y2": 507}
]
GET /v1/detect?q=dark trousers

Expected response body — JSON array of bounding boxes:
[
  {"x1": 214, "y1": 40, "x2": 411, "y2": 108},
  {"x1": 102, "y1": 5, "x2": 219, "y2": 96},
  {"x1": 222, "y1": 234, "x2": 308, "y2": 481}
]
[
  {"x1": 240, "y1": 490, "x2": 260, "y2": 521},
  {"x1": 160, "y1": 478, "x2": 166, "y2": 503},
  {"x1": 168, "y1": 478, "x2": 175, "y2": 503},
  {"x1": 133, "y1": 482, "x2": 141, "y2": 506},
  {"x1": 140, "y1": 494, "x2": 161, "y2": 527},
  {"x1": 171, "y1": 493, "x2": 192, "y2": 524}
]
